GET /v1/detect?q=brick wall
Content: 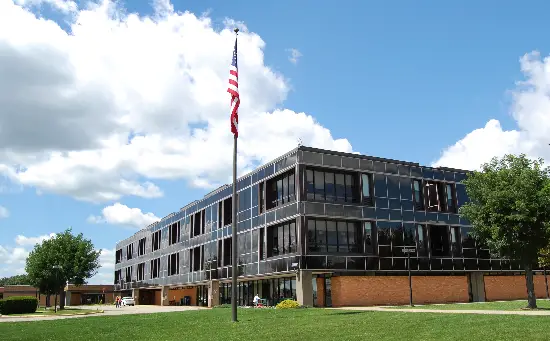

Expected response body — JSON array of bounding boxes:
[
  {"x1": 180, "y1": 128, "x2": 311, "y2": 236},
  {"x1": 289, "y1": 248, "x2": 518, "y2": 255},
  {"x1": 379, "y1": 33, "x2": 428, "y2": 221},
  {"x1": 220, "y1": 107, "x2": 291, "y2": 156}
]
[
  {"x1": 331, "y1": 275, "x2": 469, "y2": 307},
  {"x1": 168, "y1": 288, "x2": 196, "y2": 306},
  {"x1": 485, "y1": 275, "x2": 549, "y2": 301},
  {"x1": 154, "y1": 290, "x2": 162, "y2": 305}
]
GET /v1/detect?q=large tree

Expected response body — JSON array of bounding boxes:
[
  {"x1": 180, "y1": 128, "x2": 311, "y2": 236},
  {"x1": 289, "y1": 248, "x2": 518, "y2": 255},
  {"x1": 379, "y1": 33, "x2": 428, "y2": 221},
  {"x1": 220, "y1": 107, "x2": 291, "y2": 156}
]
[
  {"x1": 460, "y1": 154, "x2": 550, "y2": 309},
  {"x1": 25, "y1": 228, "x2": 101, "y2": 309},
  {"x1": 0, "y1": 274, "x2": 31, "y2": 286}
]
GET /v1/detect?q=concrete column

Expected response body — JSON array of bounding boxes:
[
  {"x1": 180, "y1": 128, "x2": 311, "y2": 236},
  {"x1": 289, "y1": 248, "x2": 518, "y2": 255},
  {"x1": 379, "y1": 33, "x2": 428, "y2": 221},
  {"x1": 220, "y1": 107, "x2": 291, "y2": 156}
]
[
  {"x1": 132, "y1": 288, "x2": 140, "y2": 305},
  {"x1": 65, "y1": 291, "x2": 71, "y2": 307},
  {"x1": 468, "y1": 272, "x2": 486, "y2": 302},
  {"x1": 161, "y1": 286, "x2": 170, "y2": 306},
  {"x1": 296, "y1": 270, "x2": 313, "y2": 307},
  {"x1": 208, "y1": 281, "x2": 220, "y2": 308}
]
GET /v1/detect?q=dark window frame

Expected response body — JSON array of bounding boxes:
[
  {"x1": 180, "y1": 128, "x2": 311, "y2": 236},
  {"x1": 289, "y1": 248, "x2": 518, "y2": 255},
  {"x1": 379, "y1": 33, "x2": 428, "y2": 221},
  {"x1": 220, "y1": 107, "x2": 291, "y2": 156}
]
[
  {"x1": 305, "y1": 167, "x2": 359, "y2": 204},
  {"x1": 126, "y1": 243, "x2": 133, "y2": 260},
  {"x1": 306, "y1": 218, "x2": 362, "y2": 254},
  {"x1": 265, "y1": 169, "x2": 296, "y2": 211},
  {"x1": 168, "y1": 252, "x2": 180, "y2": 276},
  {"x1": 138, "y1": 238, "x2": 146, "y2": 256}
]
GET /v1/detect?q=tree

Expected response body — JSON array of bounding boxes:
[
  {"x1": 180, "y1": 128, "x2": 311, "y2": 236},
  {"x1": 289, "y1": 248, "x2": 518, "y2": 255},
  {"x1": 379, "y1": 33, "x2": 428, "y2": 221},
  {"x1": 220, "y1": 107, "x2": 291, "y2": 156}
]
[
  {"x1": 460, "y1": 154, "x2": 550, "y2": 309},
  {"x1": 0, "y1": 274, "x2": 31, "y2": 286},
  {"x1": 25, "y1": 228, "x2": 101, "y2": 310}
]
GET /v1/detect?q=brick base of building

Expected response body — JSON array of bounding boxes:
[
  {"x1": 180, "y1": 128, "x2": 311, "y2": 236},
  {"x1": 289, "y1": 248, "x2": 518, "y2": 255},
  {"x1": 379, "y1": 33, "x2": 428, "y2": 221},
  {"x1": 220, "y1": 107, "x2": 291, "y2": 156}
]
[
  {"x1": 330, "y1": 275, "x2": 469, "y2": 307},
  {"x1": 327, "y1": 274, "x2": 550, "y2": 307}
]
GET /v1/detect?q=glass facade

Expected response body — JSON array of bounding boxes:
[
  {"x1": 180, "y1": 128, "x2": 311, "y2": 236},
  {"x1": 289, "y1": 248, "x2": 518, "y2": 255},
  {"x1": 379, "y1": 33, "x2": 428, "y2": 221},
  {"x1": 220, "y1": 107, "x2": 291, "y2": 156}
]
[
  {"x1": 114, "y1": 146, "x2": 525, "y2": 293},
  {"x1": 219, "y1": 276, "x2": 296, "y2": 306}
]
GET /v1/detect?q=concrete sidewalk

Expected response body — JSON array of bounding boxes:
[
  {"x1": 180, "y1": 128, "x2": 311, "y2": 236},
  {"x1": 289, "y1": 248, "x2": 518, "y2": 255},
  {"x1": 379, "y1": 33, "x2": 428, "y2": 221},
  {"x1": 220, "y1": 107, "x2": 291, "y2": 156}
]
[
  {"x1": 0, "y1": 304, "x2": 205, "y2": 323},
  {"x1": 331, "y1": 306, "x2": 550, "y2": 316}
]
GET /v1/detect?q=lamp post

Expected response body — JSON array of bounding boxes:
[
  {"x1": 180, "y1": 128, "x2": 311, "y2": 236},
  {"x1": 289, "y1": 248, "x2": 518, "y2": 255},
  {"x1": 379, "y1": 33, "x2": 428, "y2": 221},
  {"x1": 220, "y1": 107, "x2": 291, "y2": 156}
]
[
  {"x1": 52, "y1": 265, "x2": 62, "y2": 313},
  {"x1": 402, "y1": 248, "x2": 416, "y2": 307}
]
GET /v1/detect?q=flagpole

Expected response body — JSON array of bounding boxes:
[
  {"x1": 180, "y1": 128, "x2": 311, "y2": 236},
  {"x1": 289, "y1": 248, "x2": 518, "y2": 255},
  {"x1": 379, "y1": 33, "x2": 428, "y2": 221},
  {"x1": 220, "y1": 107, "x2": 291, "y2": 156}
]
[{"x1": 231, "y1": 27, "x2": 239, "y2": 323}]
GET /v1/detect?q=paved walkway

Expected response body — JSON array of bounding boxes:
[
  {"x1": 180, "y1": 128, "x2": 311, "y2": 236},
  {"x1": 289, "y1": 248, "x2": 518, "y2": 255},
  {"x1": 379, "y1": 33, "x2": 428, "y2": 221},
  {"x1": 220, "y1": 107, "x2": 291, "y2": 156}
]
[
  {"x1": 331, "y1": 306, "x2": 550, "y2": 316},
  {"x1": 0, "y1": 304, "x2": 205, "y2": 323}
]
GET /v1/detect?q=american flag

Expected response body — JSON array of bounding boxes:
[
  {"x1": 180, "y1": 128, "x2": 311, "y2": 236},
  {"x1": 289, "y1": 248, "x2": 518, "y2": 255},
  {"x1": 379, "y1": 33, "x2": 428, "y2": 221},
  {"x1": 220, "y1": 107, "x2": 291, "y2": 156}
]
[{"x1": 227, "y1": 37, "x2": 239, "y2": 138}]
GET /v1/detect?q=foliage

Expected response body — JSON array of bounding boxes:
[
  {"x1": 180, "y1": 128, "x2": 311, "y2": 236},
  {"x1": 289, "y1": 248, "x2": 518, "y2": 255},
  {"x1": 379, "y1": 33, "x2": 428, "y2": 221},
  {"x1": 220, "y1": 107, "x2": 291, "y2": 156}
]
[
  {"x1": 460, "y1": 154, "x2": 550, "y2": 308},
  {"x1": 538, "y1": 244, "x2": 550, "y2": 268},
  {"x1": 275, "y1": 299, "x2": 301, "y2": 309},
  {"x1": 0, "y1": 296, "x2": 38, "y2": 315},
  {"x1": 0, "y1": 274, "x2": 31, "y2": 286},
  {"x1": 25, "y1": 228, "x2": 101, "y2": 308}
]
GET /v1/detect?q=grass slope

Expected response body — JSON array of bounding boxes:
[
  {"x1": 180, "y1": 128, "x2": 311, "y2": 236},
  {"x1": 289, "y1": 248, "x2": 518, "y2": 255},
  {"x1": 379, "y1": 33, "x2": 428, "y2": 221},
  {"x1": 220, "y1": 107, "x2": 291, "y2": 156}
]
[
  {"x1": 388, "y1": 300, "x2": 550, "y2": 311},
  {"x1": 1, "y1": 308, "x2": 550, "y2": 341}
]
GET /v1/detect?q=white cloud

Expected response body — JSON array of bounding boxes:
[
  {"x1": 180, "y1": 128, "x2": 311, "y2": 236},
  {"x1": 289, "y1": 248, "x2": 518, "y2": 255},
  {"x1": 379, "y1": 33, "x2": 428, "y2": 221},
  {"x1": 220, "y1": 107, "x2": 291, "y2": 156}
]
[
  {"x1": 0, "y1": 245, "x2": 29, "y2": 265},
  {"x1": 286, "y1": 48, "x2": 303, "y2": 65},
  {"x1": 0, "y1": 1, "x2": 352, "y2": 203},
  {"x1": 0, "y1": 234, "x2": 114, "y2": 284},
  {"x1": 434, "y1": 51, "x2": 550, "y2": 170},
  {"x1": 0, "y1": 233, "x2": 55, "y2": 274},
  {"x1": 87, "y1": 248, "x2": 115, "y2": 284},
  {"x1": 15, "y1": 233, "x2": 56, "y2": 246},
  {"x1": 88, "y1": 203, "x2": 159, "y2": 229},
  {"x1": 14, "y1": 0, "x2": 77, "y2": 14},
  {"x1": 0, "y1": 205, "x2": 9, "y2": 218}
]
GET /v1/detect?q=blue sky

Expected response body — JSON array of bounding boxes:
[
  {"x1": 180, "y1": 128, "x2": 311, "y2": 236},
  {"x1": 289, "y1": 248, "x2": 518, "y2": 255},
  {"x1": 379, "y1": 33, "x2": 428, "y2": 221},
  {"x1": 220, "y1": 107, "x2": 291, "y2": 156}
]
[{"x1": 1, "y1": 0, "x2": 550, "y2": 282}]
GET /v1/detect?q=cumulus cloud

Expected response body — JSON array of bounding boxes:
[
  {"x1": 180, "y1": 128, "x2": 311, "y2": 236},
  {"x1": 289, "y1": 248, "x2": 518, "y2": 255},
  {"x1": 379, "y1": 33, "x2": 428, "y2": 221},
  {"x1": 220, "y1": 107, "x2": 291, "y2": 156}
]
[
  {"x1": 14, "y1": 0, "x2": 77, "y2": 14},
  {"x1": 434, "y1": 51, "x2": 550, "y2": 170},
  {"x1": 0, "y1": 245, "x2": 29, "y2": 265},
  {"x1": 88, "y1": 203, "x2": 160, "y2": 229},
  {"x1": 15, "y1": 233, "x2": 56, "y2": 246},
  {"x1": 0, "y1": 233, "x2": 114, "y2": 283},
  {"x1": 0, "y1": 233, "x2": 55, "y2": 275},
  {"x1": 0, "y1": 1, "x2": 352, "y2": 203},
  {"x1": 0, "y1": 205, "x2": 9, "y2": 218},
  {"x1": 286, "y1": 48, "x2": 303, "y2": 65},
  {"x1": 86, "y1": 248, "x2": 115, "y2": 284}
]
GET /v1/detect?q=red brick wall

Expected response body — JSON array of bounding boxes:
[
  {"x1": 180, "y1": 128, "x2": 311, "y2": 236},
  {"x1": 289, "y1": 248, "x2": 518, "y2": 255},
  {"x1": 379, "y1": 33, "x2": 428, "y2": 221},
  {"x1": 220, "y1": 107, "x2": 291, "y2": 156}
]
[
  {"x1": 485, "y1": 275, "x2": 549, "y2": 301},
  {"x1": 331, "y1": 276, "x2": 469, "y2": 307},
  {"x1": 168, "y1": 288, "x2": 196, "y2": 306}
]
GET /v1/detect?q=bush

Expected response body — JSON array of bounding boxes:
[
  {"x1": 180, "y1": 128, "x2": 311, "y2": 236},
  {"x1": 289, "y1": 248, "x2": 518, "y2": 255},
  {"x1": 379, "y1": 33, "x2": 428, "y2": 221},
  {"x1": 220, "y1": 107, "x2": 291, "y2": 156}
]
[
  {"x1": 275, "y1": 299, "x2": 301, "y2": 309},
  {"x1": 0, "y1": 296, "x2": 38, "y2": 315}
]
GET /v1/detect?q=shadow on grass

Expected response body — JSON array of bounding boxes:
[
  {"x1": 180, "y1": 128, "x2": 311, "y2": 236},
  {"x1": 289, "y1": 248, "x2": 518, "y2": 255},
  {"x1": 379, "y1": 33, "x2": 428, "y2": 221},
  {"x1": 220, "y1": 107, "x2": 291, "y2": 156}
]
[
  {"x1": 520, "y1": 307, "x2": 550, "y2": 311},
  {"x1": 327, "y1": 311, "x2": 367, "y2": 316}
]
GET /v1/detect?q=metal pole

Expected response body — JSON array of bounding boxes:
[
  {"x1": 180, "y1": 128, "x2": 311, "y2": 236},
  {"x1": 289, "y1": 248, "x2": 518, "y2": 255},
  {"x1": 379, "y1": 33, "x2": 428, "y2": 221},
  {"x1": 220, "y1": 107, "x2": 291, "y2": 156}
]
[
  {"x1": 544, "y1": 266, "x2": 549, "y2": 299},
  {"x1": 54, "y1": 270, "x2": 58, "y2": 313},
  {"x1": 408, "y1": 251, "x2": 413, "y2": 307},
  {"x1": 231, "y1": 134, "x2": 238, "y2": 322}
]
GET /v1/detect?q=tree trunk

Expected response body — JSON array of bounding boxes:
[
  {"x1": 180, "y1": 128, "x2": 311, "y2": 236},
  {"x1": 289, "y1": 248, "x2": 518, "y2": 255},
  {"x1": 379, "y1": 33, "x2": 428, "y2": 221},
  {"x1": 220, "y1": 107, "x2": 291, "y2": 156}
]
[
  {"x1": 54, "y1": 292, "x2": 58, "y2": 313},
  {"x1": 525, "y1": 264, "x2": 537, "y2": 309},
  {"x1": 60, "y1": 290, "x2": 66, "y2": 310}
]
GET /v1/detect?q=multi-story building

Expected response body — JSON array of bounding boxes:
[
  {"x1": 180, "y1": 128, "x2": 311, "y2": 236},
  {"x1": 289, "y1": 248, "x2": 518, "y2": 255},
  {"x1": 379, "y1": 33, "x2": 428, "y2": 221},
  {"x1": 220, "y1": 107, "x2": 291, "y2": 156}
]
[{"x1": 114, "y1": 146, "x2": 549, "y2": 307}]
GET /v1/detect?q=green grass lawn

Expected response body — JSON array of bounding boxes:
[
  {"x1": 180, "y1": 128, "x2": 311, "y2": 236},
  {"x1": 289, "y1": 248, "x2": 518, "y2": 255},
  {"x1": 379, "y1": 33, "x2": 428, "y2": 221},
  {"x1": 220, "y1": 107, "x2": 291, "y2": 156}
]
[
  {"x1": 1, "y1": 308, "x2": 550, "y2": 341},
  {"x1": 387, "y1": 299, "x2": 550, "y2": 311}
]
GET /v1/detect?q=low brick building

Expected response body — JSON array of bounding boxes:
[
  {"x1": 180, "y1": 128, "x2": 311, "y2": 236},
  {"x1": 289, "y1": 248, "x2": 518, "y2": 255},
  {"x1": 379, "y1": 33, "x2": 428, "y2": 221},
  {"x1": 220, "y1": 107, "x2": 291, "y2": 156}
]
[
  {"x1": 0, "y1": 285, "x2": 47, "y2": 306},
  {"x1": 0, "y1": 284, "x2": 117, "y2": 307},
  {"x1": 65, "y1": 284, "x2": 116, "y2": 305}
]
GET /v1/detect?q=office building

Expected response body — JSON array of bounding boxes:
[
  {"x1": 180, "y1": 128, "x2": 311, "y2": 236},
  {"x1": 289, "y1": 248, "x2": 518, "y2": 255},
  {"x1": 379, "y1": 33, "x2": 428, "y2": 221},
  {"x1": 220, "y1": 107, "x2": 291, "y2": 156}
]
[{"x1": 114, "y1": 146, "x2": 549, "y2": 307}]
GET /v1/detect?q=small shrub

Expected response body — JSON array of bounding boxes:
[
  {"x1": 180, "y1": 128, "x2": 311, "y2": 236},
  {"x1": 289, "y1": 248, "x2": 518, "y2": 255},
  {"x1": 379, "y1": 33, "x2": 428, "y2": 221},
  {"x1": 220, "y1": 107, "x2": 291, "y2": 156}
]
[
  {"x1": 0, "y1": 296, "x2": 38, "y2": 315},
  {"x1": 275, "y1": 299, "x2": 301, "y2": 309}
]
